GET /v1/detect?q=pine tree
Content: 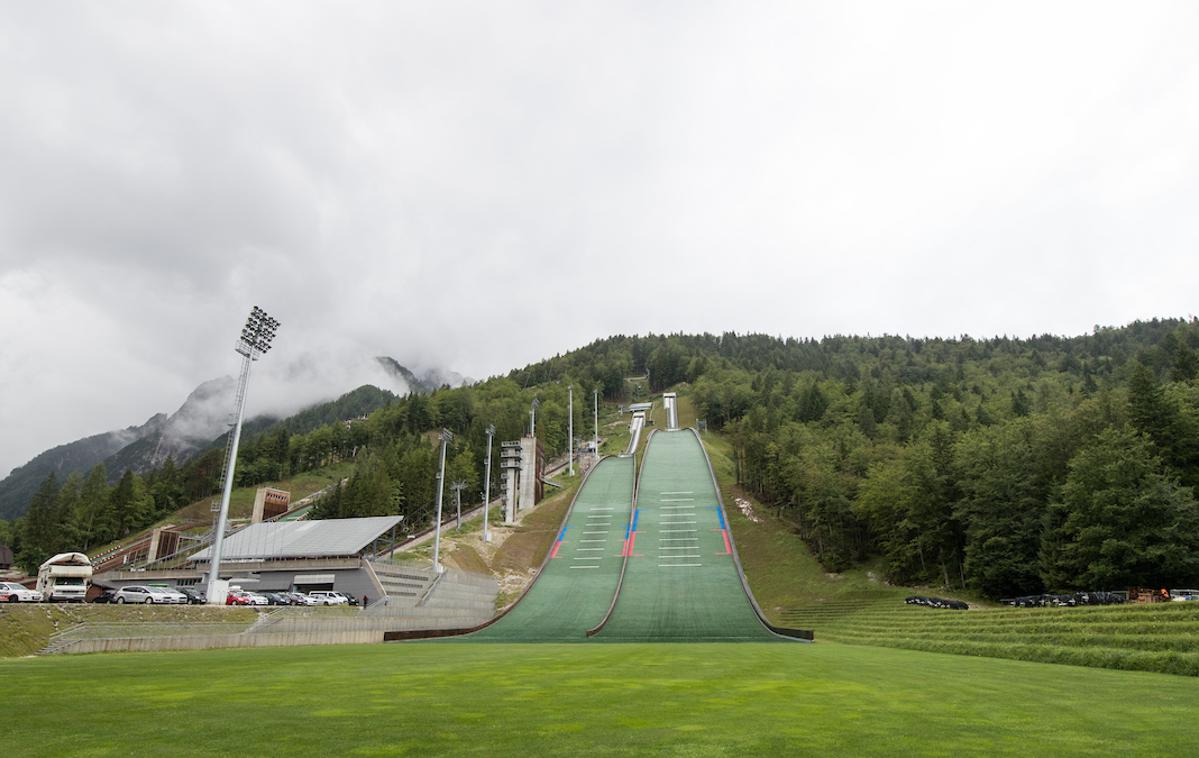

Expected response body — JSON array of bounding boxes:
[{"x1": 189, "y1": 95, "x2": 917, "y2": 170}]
[
  {"x1": 17, "y1": 473, "x2": 60, "y2": 573},
  {"x1": 76, "y1": 464, "x2": 112, "y2": 549},
  {"x1": 1040, "y1": 427, "x2": 1199, "y2": 589}
]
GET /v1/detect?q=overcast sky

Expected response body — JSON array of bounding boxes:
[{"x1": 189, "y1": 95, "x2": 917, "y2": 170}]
[{"x1": 2, "y1": 2, "x2": 1198, "y2": 477}]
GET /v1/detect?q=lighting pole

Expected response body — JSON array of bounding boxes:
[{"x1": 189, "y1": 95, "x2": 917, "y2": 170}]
[
  {"x1": 431, "y1": 428, "x2": 452, "y2": 574},
  {"x1": 206, "y1": 306, "x2": 280, "y2": 604},
  {"x1": 451, "y1": 480, "x2": 466, "y2": 530},
  {"x1": 593, "y1": 388, "x2": 599, "y2": 459},
  {"x1": 568, "y1": 385, "x2": 574, "y2": 476},
  {"x1": 530, "y1": 398, "x2": 540, "y2": 438},
  {"x1": 482, "y1": 424, "x2": 495, "y2": 542}
]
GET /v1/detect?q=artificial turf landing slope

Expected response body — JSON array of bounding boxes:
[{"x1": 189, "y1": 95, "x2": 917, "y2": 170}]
[
  {"x1": 597, "y1": 430, "x2": 777, "y2": 641},
  {"x1": 469, "y1": 456, "x2": 635, "y2": 641}
]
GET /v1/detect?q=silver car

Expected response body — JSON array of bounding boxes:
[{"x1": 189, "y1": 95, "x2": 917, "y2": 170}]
[{"x1": 114, "y1": 585, "x2": 188, "y2": 604}]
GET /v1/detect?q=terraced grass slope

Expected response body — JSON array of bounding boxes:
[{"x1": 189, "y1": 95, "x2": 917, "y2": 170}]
[
  {"x1": 783, "y1": 598, "x2": 1199, "y2": 676},
  {"x1": 596, "y1": 430, "x2": 777, "y2": 641},
  {"x1": 468, "y1": 456, "x2": 634, "y2": 641}
]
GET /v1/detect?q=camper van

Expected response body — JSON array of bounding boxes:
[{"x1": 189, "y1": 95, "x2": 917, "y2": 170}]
[{"x1": 36, "y1": 552, "x2": 93, "y2": 603}]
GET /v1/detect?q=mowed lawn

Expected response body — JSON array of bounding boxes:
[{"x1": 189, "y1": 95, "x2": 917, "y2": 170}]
[{"x1": 5, "y1": 642, "x2": 1199, "y2": 757}]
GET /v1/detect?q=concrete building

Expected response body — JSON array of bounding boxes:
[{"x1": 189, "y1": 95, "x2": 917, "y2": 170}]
[
  {"x1": 93, "y1": 516, "x2": 406, "y2": 602},
  {"x1": 499, "y1": 436, "x2": 544, "y2": 524}
]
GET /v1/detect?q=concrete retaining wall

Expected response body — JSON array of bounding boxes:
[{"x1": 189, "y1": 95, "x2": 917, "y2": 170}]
[{"x1": 55, "y1": 629, "x2": 383, "y2": 655}]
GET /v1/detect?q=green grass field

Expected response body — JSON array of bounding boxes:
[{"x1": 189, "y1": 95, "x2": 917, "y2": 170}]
[{"x1": 5, "y1": 641, "x2": 1199, "y2": 757}]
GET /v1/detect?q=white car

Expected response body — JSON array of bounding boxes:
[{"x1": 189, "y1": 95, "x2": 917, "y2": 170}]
[
  {"x1": 307, "y1": 591, "x2": 349, "y2": 606},
  {"x1": 243, "y1": 591, "x2": 270, "y2": 606},
  {"x1": 114, "y1": 585, "x2": 188, "y2": 604},
  {"x1": 0, "y1": 582, "x2": 42, "y2": 603}
]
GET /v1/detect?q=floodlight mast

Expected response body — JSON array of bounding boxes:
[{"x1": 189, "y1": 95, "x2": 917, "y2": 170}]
[
  {"x1": 206, "y1": 306, "x2": 281, "y2": 604},
  {"x1": 568, "y1": 385, "x2": 574, "y2": 476},
  {"x1": 431, "y1": 428, "x2": 452, "y2": 574},
  {"x1": 482, "y1": 424, "x2": 495, "y2": 542},
  {"x1": 593, "y1": 388, "x2": 599, "y2": 459}
]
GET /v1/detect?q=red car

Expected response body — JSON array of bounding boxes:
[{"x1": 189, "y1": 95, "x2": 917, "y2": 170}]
[{"x1": 225, "y1": 589, "x2": 252, "y2": 606}]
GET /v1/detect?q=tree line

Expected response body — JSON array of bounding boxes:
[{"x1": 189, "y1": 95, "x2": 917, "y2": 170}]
[{"x1": 5, "y1": 319, "x2": 1198, "y2": 596}]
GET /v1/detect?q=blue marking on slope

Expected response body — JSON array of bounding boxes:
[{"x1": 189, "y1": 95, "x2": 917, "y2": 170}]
[
  {"x1": 632, "y1": 509, "x2": 640, "y2": 532},
  {"x1": 558, "y1": 525, "x2": 568, "y2": 541},
  {"x1": 715, "y1": 506, "x2": 726, "y2": 530}
]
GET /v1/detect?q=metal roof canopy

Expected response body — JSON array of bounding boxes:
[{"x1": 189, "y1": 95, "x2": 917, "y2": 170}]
[
  {"x1": 191, "y1": 516, "x2": 403, "y2": 562},
  {"x1": 627, "y1": 402, "x2": 654, "y2": 412}
]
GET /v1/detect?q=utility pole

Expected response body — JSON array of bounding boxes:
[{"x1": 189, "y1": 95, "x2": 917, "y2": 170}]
[
  {"x1": 568, "y1": 385, "x2": 574, "y2": 476},
  {"x1": 530, "y1": 398, "x2": 539, "y2": 438},
  {"x1": 482, "y1": 424, "x2": 495, "y2": 542},
  {"x1": 451, "y1": 480, "x2": 466, "y2": 530},
  {"x1": 206, "y1": 306, "x2": 280, "y2": 604},
  {"x1": 431, "y1": 428, "x2": 452, "y2": 574}
]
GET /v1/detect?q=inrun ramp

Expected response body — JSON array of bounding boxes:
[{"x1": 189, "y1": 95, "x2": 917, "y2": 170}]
[
  {"x1": 468, "y1": 456, "x2": 635, "y2": 641},
  {"x1": 594, "y1": 429, "x2": 781, "y2": 641}
]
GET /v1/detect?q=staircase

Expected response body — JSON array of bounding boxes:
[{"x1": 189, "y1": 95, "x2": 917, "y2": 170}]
[
  {"x1": 366, "y1": 566, "x2": 499, "y2": 631},
  {"x1": 370, "y1": 561, "x2": 435, "y2": 606},
  {"x1": 249, "y1": 565, "x2": 500, "y2": 637}
]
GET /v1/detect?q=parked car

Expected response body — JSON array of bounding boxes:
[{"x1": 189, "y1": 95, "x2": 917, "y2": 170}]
[
  {"x1": 0, "y1": 582, "x2": 41, "y2": 603},
  {"x1": 260, "y1": 592, "x2": 292, "y2": 606},
  {"x1": 308, "y1": 591, "x2": 349, "y2": 606},
  {"x1": 114, "y1": 586, "x2": 150, "y2": 604},
  {"x1": 114, "y1": 585, "x2": 187, "y2": 604},
  {"x1": 286, "y1": 592, "x2": 316, "y2": 606},
  {"x1": 178, "y1": 587, "x2": 206, "y2": 605},
  {"x1": 90, "y1": 589, "x2": 118, "y2": 604},
  {"x1": 226, "y1": 589, "x2": 253, "y2": 606},
  {"x1": 239, "y1": 590, "x2": 270, "y2": 606}
]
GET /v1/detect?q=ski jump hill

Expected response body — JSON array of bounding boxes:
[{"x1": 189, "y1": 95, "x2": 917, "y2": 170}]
[{"x1": 388, "y1": 407, "x2": 811, "y2": 644}]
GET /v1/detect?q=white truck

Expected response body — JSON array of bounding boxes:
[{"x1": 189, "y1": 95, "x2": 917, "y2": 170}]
[{"x1": 36, "y1": 552, "x2": 93, "y2": 603}]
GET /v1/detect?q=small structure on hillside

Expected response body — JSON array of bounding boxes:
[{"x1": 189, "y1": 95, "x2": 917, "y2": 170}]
[
  {"x1": 0, "y1": 543, "x2": 13, "y2": 571},
  {"x1": 250, "y1": 487, "x2": 292, "y2": 523}
]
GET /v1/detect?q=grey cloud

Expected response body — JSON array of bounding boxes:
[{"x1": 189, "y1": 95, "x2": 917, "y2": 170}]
[{"x1": 2, "y1": 1, "x2": 1199, "y2": 476}]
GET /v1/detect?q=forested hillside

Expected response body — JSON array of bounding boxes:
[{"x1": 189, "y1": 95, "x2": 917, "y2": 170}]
[
  {"x1": 510, "y1": 320, "x2": 1199, "y2": 598},
  {"x1": 5, "y1": 319, "x2": 1198, "y2": 599}
]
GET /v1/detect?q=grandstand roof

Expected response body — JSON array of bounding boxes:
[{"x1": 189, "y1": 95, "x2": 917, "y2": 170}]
[{"x1": 191, "y1": 516, "x2": 403, "y2": 562}]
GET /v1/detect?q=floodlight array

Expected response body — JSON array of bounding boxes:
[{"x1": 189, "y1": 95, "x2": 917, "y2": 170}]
[{"x1": 237, "y1": 305, "x2": 282, "y2": 358}]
